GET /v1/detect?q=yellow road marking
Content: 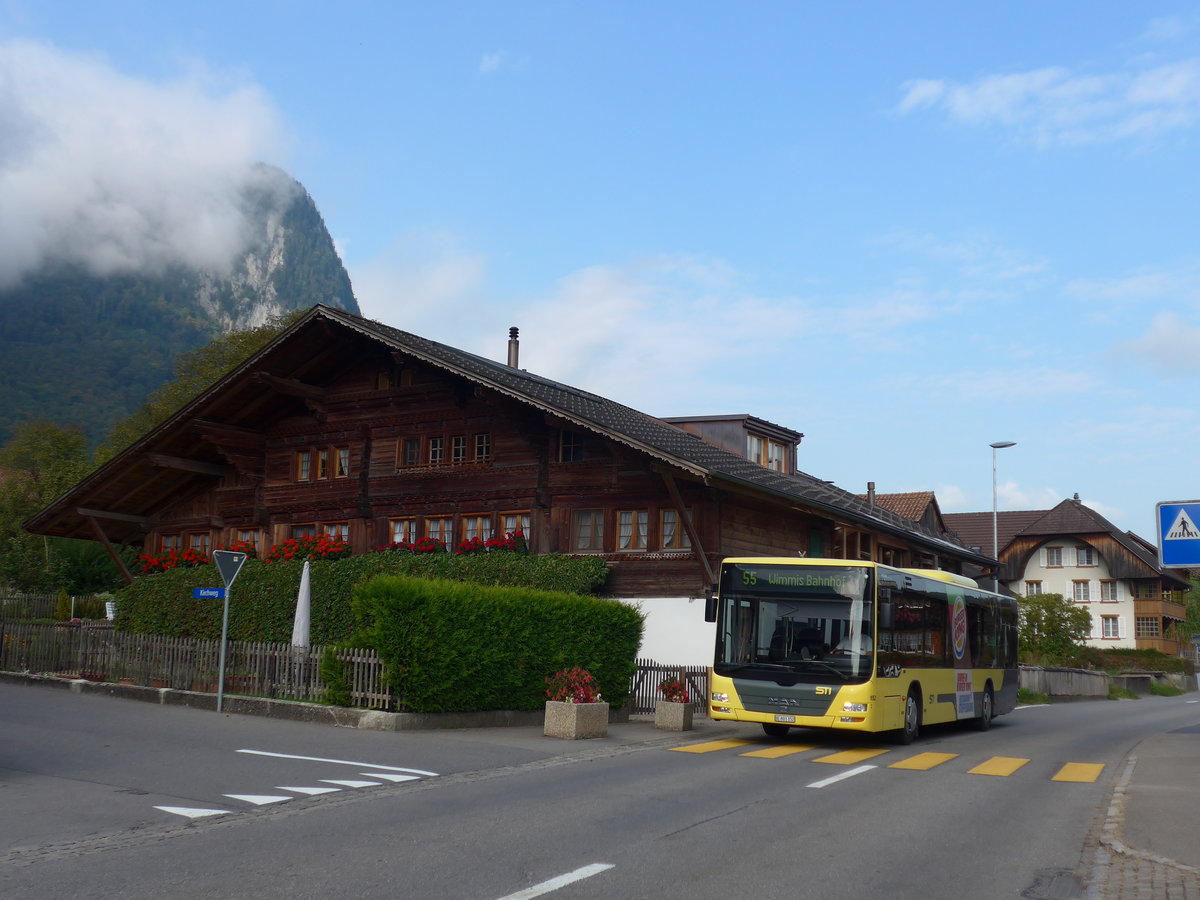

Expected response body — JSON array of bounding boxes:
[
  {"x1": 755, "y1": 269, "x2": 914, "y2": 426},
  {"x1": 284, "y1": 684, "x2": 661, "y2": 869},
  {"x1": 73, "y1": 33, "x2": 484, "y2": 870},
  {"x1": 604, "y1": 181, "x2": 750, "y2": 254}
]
[
  {"x1": 741, "y1": 745, "x2": 817, "y2": 758},
  {"x1": 670, "y1": 739, "x2": 755, "y2": 754},
  {"x1": 811, "y1": 748, "x2": 890, "y2": 765},
  {"x1": 968, "y1": 756, "x2": 1029, "y2": 777},
  {"x1": 889, "y1": 752, "x2": 959, "y2": 770},
  {"x1": 1052, "y1": 763, "x2": 1105, "y2": 783}
]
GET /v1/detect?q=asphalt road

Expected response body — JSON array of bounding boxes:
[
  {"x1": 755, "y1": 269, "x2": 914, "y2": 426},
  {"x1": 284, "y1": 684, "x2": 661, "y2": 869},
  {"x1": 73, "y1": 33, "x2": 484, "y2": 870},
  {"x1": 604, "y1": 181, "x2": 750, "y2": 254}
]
[{"x1": 2, "y1": 682, "x2": 1197, "y2": 899}]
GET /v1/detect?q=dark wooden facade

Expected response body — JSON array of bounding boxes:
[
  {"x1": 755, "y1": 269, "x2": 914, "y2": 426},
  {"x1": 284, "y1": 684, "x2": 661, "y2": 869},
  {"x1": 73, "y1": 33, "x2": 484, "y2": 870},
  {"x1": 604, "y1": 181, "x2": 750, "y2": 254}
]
[{"x1": 25, "y1": 306, "x2": 993, "y2": 597}]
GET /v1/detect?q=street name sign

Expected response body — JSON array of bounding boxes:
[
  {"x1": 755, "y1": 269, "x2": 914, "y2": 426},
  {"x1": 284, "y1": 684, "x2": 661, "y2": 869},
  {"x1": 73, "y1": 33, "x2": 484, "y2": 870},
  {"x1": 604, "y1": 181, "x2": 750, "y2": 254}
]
[
  {"x1": 193, "y1": 587, "x2": 225, "y2": 599},
  {"x1": 1155, "y1": 500, "x2": 1200, "y2": 568}
]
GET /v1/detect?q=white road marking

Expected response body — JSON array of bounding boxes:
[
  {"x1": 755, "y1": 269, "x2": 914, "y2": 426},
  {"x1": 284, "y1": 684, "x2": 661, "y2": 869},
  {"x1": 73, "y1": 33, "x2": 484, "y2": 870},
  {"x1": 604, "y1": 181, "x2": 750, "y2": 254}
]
[
  {"x1": 320, "y1": 779, "x2": 382, "y2": 788},
  {"x1": 224, "y1": 794, "x2": 293, "y2": 805},
  {"x1": 154, "y1": 806, "x2": 232, "y2": 819},
  {"x1": 495, "y1": 863, "x2": 615, "y2": 899},
  {"x1": 807, "y1": 764, "x2": 877, "y2": 789},
  {"x1": 237, "y1": 749, "x2": 438, "y2": 777},
  {"x1": 364, "y1": 772, "x2": 420, "y2": 783},
  {"x1": 277, "y1": 786, "x2": 342, "y2": 795}
]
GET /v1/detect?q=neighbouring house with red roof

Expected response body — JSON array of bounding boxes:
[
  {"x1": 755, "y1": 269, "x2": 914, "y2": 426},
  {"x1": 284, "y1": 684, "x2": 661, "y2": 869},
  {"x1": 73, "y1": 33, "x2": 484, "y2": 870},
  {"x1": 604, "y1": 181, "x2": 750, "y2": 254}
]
[
  {"x1": 24, "y1": 305, "x2": 995, "y2": 664},
  {"x1": 944, "y1": 497, "x2": 1190, "y2": 655}
]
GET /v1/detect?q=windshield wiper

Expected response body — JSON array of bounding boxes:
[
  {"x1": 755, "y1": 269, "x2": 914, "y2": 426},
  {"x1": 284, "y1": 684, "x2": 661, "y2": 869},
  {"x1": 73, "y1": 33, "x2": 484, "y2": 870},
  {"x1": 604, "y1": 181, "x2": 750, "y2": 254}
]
[
  {"x1": 797, "y1": 659, "x2": 850, "y2": 680},
  {"x1": 720, "y1": 662, "x2": 796, "y2": 674}
]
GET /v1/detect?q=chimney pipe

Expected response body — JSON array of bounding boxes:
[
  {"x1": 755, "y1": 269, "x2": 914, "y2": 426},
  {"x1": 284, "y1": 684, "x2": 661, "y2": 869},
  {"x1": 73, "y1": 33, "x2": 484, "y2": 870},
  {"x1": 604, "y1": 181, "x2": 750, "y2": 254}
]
[
  {"x1": 507, "y1": 326, "x2": 519, "y2": 368},
  {"x1": 867, "y1": 481, "x2": 876, "y2": 506}
]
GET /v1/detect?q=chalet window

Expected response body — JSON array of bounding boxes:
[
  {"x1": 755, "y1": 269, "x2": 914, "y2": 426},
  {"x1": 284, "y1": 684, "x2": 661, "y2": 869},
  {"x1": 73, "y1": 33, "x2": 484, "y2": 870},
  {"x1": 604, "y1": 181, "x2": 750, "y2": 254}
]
[
  {"x1": 425, "y1": 517, "x2": 453, "y2": 545},
  {"x1": 747, "y1": 435, "x2": 764, "y2": 464},
  {"x1": 189, "y1": 533, "x2": 210, "y2": 554},
  {"x1": 1023, "y1": 581, "x2": 1042, "y2": 595},
  {"x1": 390, "y1": 518, "x2": 417, "y2": 544},
  {"x1": 336, "y1": 448, "x2": 351, "y2": 478},
  {"x1": 1131, "y1": 582, "x2": 1158, "y2": 599},
  {"x1": 462, "y1": 515, "x2": 492, "y2": 542},
  {"x1": 1100, "y1": 581, "x2": 1118, "y2": 603},
  {"x1": 1076, "y1": 547, "x2": 1095, "y2": 566},
  {"x1": 1044, "y1": 547, "x2": 1063, "y2": 567},
  {"x1": 322, "y1": 522, "x2": 349, "y2": 541},
  {"x1": 617, "y1": 510, "x2": 648, "y2": 550},
  {"x1": 1101, "y1": 615, "x2": 1122, "y2": 639},
  {"x1": 474, "y1": 433, "x2": 491, "y2": 462},
  {"x1": 661, "y1": 509, "x2": 692, "y2": 551},
  {"x1": 161, "y1": 534, "x2": 181, "y2": 552},
  {"x1": 400, "y1": 438, "x2": 420, "y2": 468},
  {"x1": 451, "y1": 435, "x2": 467, "y2": 464},
  {"x1": 429, "y1": 437, "x2": 444, "y2": 466},
  {"x1": 236, "y1": 529, "x2": 262, "y2": 553},
  {"x1": 317, "y1": 449, "x2": 330, "y2": 479},
  {"x1": 296, "y1": 450, "x2": 312, "y2": 481},
  {"x1": 572, "y1": 510, "x2": 604, "y2": 551},
  {"x1": 559, "y1": 431, "x2": 584, "y2": 463},
  {"x1": 1072, "y1": 581, "x2": 1090, "y2": 603},
  {"x1": 291, "y1": 524, "x2": 316, "y2": 539},
  {"x1": 500, "y1": 512, "x2": 530, "y2": 539},
  {"x1": 767, "y1": 441, "x2": 786, "y2": 472},
  {"x1": 1135, "y1": 616, "x2": 1160, "y2": 638}
]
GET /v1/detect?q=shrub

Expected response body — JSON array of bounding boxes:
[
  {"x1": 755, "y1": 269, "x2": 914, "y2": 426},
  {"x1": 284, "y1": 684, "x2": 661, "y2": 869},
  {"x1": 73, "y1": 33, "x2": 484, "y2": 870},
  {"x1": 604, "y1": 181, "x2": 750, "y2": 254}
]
[
  {"x1": 353, "y1": 574, "x2": 642, "y2": 713},
  {"x1": 113, "y1": 550, "x2": 611, "y2": 643},
  {"x1": 546, "y1": 667, "x2": 602, "y2": 703},
  {"x1": 658, "y1": 677, "x2": 689, "y2": 704}
]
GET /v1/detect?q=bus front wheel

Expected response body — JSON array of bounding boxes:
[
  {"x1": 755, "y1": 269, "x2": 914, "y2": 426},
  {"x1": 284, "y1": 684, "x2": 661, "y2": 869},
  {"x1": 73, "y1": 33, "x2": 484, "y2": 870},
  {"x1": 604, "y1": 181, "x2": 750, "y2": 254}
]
[
  {"x1": 896, "y1": 690, "x2": 921, "y2": 744},
  {"x1": 762, "y1": 723, "x2": 791, "y2": 738}
]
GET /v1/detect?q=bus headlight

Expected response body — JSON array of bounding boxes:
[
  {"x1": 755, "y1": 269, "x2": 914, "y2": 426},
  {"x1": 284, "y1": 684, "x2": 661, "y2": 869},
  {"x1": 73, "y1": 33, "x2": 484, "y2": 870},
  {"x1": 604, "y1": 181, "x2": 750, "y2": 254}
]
[
  {"x1": 711, "y1": 692, "x2": 729, "y2": 703},
  {"x1": 842, "y1": 702, "x2": 868, "y2": 713}
]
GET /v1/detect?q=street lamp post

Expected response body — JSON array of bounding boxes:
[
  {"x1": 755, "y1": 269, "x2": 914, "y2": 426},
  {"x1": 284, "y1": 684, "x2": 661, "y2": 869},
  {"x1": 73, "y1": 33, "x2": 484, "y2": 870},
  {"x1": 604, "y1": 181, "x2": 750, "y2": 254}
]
[{"x1": 990, "y1": 441, "x2": 1017, "y2": 592}]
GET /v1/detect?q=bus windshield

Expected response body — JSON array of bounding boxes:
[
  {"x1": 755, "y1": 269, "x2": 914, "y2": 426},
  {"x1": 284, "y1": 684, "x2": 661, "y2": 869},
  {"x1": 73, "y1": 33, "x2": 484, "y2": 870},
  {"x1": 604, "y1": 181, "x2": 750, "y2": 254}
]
[{"x1": 715, "y1": 562, "x2": 874, "y2": 683}]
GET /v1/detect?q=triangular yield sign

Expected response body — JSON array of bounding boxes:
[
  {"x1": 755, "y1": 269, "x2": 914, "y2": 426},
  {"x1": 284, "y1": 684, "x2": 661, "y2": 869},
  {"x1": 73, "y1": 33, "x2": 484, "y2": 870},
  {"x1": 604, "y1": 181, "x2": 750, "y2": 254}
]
[
  {"x1": 1165, "y1": 509, "x2": 1200, "y2": 541},
  {"x1": 212, "y1": 550, "x2": 247, "y2": 589}
]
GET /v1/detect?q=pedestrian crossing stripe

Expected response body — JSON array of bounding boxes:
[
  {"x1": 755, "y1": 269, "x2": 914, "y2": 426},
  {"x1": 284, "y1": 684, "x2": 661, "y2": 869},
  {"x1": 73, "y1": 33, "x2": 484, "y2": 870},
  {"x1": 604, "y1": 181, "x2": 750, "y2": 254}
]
[
  {"x1": 1052, "y1": 762, "x2": 1104, "y2": 783},
  {"x1": 812, "y1": 748, "x2": 890, "y2": 765},
  {"x1": 670, "y1": 739, "x2": 755, "y2": 753},
  {"x1": 889, "y1": 752, "x2": 958, "y2": 770},
  {"x1": 968, "y1": 756, "x2": 1029, "y2": 777},
  {"x1": 741, "y1": 744, "x2": 817, "y2": 758}
]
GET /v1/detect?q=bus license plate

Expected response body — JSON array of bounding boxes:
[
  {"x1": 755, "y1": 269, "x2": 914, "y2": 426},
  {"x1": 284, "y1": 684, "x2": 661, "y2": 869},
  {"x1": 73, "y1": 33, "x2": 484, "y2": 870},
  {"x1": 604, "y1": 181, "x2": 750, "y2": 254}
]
[{"x1": 774, "y1": 715, "x2": 796, "y2": 723}]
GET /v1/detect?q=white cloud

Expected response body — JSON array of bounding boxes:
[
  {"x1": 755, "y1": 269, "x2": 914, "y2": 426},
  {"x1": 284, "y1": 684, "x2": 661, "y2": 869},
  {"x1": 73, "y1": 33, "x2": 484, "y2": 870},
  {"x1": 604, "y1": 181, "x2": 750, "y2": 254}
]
[
  {"x1": 1113, "y1": 311, "x2": 1200, "y2": 376},
  {"x1": 479, "y1": 51, "x2": 505, "y2": 74},
  {"x1": 896, "y1": 54, "x2": 1200, "y2": 146},
  {"x1": 350, "y1": 229, "x2": 489, "y2": 330},
  {"x1": 896, "y1": 366, "x2": 1103, "y2": 401},
  {"x1": 0, "y1": 39, "x2": 291, "y2": 288}
]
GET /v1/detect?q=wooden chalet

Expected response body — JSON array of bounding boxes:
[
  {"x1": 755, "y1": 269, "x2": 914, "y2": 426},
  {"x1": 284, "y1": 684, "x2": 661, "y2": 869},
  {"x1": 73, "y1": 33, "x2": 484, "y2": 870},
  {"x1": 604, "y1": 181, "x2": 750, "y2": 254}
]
[{"x1": 25, "y1": 305, "x2": 994, "y2": 601}]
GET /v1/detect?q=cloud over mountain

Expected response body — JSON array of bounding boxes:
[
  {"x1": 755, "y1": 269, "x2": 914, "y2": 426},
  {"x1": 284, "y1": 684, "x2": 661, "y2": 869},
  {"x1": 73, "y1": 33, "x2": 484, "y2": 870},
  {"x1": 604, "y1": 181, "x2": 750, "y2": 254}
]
[{"x1": 0, "y1": 39, "x2": 291, "y2": 289}]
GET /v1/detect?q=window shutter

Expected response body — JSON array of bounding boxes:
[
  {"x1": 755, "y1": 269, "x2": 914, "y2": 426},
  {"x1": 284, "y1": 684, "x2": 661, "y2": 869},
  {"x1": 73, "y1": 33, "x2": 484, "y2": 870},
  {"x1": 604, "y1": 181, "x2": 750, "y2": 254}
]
[
  {"x1": 1118, "y1": 617, "x2": 1127, "y2": 640},
  {"x1": 1090, "y1": 615, "x2": 1100, "y2": 640},
  {"x1": 1040, "y1": 547, "x2": 1046, "y2": 567}
]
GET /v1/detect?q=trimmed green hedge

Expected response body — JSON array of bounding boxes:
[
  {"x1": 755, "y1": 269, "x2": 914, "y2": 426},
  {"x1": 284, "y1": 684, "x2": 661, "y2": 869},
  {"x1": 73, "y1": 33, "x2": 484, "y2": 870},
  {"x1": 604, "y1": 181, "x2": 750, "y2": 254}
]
[
  {"x1": 114, "y1": 551, "x2": 610, "y2": 643},
  {"x1": 353, "y1": 575, "x2": 643, "y2": 713}
]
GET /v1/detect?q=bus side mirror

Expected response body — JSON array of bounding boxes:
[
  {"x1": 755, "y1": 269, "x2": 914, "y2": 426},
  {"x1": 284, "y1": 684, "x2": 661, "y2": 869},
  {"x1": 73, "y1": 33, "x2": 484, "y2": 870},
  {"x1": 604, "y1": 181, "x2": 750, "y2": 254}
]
[{"x1": 704, "y1": 585, "x2": 718, "y2": 623}]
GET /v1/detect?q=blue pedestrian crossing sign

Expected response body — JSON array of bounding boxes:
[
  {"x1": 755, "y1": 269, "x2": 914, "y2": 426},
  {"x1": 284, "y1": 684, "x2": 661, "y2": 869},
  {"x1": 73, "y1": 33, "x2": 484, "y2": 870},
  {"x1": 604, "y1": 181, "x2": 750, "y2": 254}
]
[{"x1": 1156, "y1": 501, "x2": 1200, "y2": 567}]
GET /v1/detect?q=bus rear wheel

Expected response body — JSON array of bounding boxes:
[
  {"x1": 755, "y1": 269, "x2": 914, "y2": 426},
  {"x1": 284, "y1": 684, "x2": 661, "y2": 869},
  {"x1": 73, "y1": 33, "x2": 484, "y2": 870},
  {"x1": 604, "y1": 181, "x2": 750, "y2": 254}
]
[
  {"x1": 762, "y1": 723, "x2": 791, "y2": 738},
  {"x1": 973, "y1": 685, "x2": 994, "y2": 731}
]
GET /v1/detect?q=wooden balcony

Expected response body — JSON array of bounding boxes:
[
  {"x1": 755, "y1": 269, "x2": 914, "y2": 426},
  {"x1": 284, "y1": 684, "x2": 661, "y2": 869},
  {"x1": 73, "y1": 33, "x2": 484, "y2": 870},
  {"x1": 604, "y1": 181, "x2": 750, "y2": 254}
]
[
  {"x1": 1134, "y1": 636, "x2": 1182, "y2": 656},
  {"x1": 1134, "y1": 597, "x2": 1188, "y2": 621}
]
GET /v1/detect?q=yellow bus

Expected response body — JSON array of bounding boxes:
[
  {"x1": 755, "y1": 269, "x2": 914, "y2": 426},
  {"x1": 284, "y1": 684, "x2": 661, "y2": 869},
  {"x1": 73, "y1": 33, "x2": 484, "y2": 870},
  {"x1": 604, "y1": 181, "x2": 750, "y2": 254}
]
[{"x1": 705, "y1": 558, "x2": 1019, "y2": 743}]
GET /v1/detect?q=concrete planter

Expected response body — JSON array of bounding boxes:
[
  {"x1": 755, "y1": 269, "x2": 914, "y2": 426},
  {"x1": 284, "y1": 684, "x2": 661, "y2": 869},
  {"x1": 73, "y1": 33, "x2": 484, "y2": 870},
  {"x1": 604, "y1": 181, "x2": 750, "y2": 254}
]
[
  {"x1": 543, "y1": 700, "x2": 609, "y2": 739},
  {"x1": 654, "y1": 700, "x2": 693, "y2": 731}
]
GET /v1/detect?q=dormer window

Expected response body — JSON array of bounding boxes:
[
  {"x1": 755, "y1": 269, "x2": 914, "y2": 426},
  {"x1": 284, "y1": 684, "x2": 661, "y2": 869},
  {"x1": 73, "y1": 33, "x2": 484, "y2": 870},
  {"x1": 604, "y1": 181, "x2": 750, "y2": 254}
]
[{"x1": 748, "y1": 435, "x2": 788, "y2": 472}]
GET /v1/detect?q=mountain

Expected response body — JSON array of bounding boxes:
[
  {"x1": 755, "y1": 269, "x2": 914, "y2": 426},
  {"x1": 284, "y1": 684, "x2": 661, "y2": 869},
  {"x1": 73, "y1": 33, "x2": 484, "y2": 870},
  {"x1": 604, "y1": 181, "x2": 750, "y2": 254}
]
[{"x1": 0, "y1": 170, "x2": 359, "y2": 445}]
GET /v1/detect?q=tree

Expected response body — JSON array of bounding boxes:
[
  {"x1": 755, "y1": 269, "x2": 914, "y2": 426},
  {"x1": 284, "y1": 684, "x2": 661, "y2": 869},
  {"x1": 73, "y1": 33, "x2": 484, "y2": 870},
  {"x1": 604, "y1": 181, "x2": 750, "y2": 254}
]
[
  {"x1": 0, "y1": 421, "x2": 93, "y2": 592},
  {"x1": 95, "y1": 310, "x2": 307, "y2": 463},
  {"x1": 1018, "y1": 592, "x2": 1093, "y2": 663}
]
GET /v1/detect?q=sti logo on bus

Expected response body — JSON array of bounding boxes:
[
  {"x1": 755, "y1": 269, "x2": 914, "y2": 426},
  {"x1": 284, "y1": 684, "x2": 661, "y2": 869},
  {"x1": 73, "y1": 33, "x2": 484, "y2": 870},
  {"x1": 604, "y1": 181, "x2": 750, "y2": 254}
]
[{"x1": 951, "y1": 595, "x2": 968, "y2": 660}]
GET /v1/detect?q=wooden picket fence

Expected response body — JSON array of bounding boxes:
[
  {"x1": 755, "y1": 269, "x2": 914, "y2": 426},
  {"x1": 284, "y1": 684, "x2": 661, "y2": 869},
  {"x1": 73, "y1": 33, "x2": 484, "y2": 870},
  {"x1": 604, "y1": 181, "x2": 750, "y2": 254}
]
[
  {"x1": 627, "y1": 657, "x2": 708, "y2": 715},
  {"x1": 0, "y1": 622, "x2": 390, "y2": 710}
]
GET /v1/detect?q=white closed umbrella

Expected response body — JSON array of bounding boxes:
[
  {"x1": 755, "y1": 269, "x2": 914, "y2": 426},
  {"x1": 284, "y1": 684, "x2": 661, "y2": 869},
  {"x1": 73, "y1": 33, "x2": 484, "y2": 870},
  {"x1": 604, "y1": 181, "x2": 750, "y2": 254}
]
[{"x1": 291, "y1": 560, "x2": 311, "y2": 648}]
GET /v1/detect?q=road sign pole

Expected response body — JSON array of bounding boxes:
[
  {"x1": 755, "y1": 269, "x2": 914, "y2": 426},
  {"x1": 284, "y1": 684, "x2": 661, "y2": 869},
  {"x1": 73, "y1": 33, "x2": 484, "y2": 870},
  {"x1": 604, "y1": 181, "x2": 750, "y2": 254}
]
[{"x1": 210, "y1": 550, "x2": 248, "y2": 714}]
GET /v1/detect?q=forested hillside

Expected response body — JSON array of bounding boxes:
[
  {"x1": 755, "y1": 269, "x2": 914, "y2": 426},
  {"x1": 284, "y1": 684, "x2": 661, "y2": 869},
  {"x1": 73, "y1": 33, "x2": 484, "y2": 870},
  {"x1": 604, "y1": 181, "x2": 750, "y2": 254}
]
[{"x1": 0, "y1": 173, "x2": 358, "y2": 445}]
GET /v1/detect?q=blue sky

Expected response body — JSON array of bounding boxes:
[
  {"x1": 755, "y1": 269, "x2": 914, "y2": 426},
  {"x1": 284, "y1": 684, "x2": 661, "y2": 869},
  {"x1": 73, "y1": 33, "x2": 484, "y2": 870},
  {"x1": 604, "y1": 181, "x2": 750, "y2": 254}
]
[{"x1": 3, "y1": 2, "x2": 1200, "y2": 542}]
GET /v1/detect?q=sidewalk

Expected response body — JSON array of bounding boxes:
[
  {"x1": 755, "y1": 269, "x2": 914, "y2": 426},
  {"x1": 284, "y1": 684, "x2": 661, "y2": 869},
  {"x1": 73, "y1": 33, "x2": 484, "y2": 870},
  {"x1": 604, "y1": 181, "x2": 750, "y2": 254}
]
[{"x1": 1084, "y1": 729, "x2": 1200, "y2": 898}]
